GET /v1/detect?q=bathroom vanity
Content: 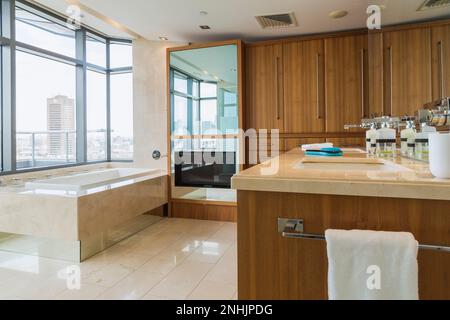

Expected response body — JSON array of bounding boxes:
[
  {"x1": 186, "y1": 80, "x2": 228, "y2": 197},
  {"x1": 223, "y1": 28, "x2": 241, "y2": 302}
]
[{"x1": 232, "y1": 148, "x2": 450, "y2": 300}]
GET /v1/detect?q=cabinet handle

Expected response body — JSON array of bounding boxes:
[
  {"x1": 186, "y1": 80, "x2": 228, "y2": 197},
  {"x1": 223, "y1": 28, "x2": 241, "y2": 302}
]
[
  {"x1": 316, "y1": 52, "x2": 322, "y2": 120},
  {"x1": 388, "y1": 46, "x2": 393, "y2": 116},
  {"x1": 438, "y1": 40, "x2": 445, "y2": 98},
  {"x1": 275, "y1": 57, "x2": 280, "y2": 120},
  {"x1": 361, "y1": 49, "x2": 366, "y2": 118}
]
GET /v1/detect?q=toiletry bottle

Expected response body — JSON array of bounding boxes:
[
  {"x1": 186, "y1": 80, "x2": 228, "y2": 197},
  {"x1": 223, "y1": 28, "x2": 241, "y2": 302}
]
[
  {"x1": 415, "y1": 124, "x2": 437, "y2": 162},
  {"x1": 366, "y1": 123, "x2": 378, "y2": 155},
  {"x1": 400, "y1": 121, "x2": 416, "y2": 156},
  {"x1": 376, "y1": 119, "x2": 397, "y2": 158}
]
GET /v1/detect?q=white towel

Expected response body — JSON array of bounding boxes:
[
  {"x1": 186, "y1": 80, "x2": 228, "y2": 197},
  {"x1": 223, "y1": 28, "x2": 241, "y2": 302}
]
[
  {"x1": 301, "y1": 143, "x2": 333, "y2": 151},
  {"x1": 325, "y1": 229, "x2": 419, "y2": 300}
]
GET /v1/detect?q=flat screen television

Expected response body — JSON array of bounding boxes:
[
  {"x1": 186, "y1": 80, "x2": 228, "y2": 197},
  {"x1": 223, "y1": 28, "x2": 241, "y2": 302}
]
[{"x1": 174, "y1": 151, "x2": 236, "y2": 189}]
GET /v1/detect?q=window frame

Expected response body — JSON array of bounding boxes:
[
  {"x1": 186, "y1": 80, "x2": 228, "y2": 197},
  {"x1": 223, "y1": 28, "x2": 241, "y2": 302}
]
[
  {"x1": 170, "y1": 68, "x2": 221, "y2": 135},
  {"x1": 0, "y1": 0, "x2": 133, "y2": 176}
]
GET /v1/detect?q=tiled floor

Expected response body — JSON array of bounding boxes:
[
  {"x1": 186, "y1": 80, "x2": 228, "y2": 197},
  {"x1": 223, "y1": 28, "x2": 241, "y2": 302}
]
[{"x1": 0, "y1": 218, "x2": 237, "y2": 300}]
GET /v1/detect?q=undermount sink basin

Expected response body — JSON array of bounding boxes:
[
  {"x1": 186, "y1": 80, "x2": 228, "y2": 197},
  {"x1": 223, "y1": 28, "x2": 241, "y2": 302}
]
[{"x1": 294, "y1": 157, "x2": 411, "y2": 173}]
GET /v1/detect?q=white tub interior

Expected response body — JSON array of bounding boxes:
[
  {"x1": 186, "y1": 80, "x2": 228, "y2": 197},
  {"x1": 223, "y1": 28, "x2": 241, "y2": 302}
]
[{"x1": 25, "y1": 168, "x2": 159, "y2": 191}]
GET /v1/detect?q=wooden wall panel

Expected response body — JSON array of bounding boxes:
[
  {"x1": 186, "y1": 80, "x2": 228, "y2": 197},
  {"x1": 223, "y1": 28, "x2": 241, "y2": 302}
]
[{"x1": 171, "y1": 200, "x2": 237, "y2": 222}]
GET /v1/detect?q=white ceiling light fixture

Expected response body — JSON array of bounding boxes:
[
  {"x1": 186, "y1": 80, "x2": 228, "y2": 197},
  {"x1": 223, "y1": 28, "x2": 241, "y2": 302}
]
[
  {"x1": 159, "y1": 36, "x2": 168, "y2": 41},
  {"x1": 418, "y1": 0, "x2": 450, "y2": 11},
  {"x1": 255, "y1": 12, "x2": 298, "y2": 29},
  {"x1": 329, "y1": 10, "x2": 349, "y2": 19},
  {"x1": 200, "y1": 10, "x2": 208, "y2": 16}
]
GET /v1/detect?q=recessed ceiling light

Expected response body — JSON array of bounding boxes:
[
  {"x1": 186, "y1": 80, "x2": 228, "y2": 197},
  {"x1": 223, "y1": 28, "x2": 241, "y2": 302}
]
[
  {"x1": 329, "y1": 10, "x2": 348, "y2": 19},
  {"x1": 199, "y1": 25, "x2": 211, "y2": 30},
  {"x1": 159, "y1": 36, "x2": 169, "y2": 41},
  {"x1": 200, "y1": 10, "x2": 208, "y2": 16}
]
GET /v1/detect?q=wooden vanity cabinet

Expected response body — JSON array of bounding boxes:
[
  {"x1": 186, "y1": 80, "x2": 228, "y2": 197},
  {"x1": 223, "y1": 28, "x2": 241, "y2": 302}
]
[
  {"x1": 237, "y1": 190, "x2": 450, "y2": 300},
  {"x1": 324, "y1": 34, "x2": 368, "y2": 134},
  {"x1": 383, "y1": 27, "x2": 433, "y2": 117},
  {"x1": 282, "y1": 39, "x2": 325, "y2": 133},
  {"x1": 432, "y1": 24, "x2": 450, "y2": 100},
  {"x1": 245, "y1": 44, "x2": 284, "y2": 131}
]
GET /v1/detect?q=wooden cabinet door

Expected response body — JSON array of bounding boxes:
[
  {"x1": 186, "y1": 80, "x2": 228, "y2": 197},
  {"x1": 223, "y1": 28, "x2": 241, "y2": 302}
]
[
  {"x1": 384, "y1": 28, "x2": 432, "y2": 117},
  {"x1": 368, "y1": 31, "x2": 384, "y2": 117},
  {"x1": 283, "y1": 40, "x2": 325, "y2": 133},
  {"x1": 324, "y1": 34, "x2": 368, "y2": 133},
  {"x1": 432, "y1": 25, "x2": 450, "y2": 100},
  {"x1": 245, "y1": 44, "x2": 284, "y2": 131}
]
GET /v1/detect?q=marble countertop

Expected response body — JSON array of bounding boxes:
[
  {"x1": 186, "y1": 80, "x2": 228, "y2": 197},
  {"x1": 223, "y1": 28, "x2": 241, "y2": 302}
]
[{"x1": 231, "y1": 148, "x2": 450, "y2": 200}]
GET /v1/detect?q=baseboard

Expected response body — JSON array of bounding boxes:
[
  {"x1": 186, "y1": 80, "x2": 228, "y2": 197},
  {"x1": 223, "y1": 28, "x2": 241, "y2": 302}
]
[{"x1": 170, "y1": 199, "x2": 237, "y2": 222}]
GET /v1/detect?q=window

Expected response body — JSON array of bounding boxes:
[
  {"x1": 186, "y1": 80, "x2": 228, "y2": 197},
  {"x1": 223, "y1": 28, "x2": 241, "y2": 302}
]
[
  {"x1": 200, "y1": 100, "x2": 218, "y2": 134},
  {"x1": 87, "y1": 70, "x2": 107, "y2": 161},
  {"x1": 174, "y1": 72, "x2": 188, "y2": 94},
  {"x1": 111, "y1": 72, "x2": 133, "y2": 160},
  {"x1": 173, "y1": 95, "x2": 188, "y2": 134},
  {"x1": 16, "y1": 51, "x2": 76, "y2": 169},
  {"x1": 15, "y1": 6, "x2": 76, "y2": 58},
  {"x1": 200, "y1": 82, "x2": 217, "y2": 98},
  {"x1": 110, "y1": 41, "x2": 132, "y2": 68},
  {"x1": 86, "y1": 34, "x2": 106, "y2": 67},
  {"x1": 0, "y1": 2, "x2": 133, "y2": 175},
  {"x1": 170, "y1": 70, "x2": 239, "y2": 151}
]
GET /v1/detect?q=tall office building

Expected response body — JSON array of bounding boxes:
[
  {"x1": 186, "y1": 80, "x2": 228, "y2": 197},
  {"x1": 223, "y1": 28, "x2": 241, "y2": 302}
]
[{"x1": 47, "y1": 95, "x2": 75, "y2": 157}]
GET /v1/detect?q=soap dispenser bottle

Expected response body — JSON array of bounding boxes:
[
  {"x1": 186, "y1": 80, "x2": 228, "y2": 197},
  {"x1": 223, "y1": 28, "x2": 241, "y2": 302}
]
[
  {"x1": 366, "y1": 123, "x2": 378, "y2": 155},
  {"x1": 376, "y1": 118, "x2": 397, "y2": 158},
  {"x1": 400, "y1": 121, "x2": 416, "y2": 156},
  {"x1": 414, "y1": 124, "x2": 437, "y2": 161}
]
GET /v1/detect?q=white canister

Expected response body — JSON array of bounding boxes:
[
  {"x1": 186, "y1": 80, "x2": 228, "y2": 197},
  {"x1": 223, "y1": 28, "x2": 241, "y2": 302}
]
[{"x1": 429, "y1": 133, "x2": 450, "y2": 179}]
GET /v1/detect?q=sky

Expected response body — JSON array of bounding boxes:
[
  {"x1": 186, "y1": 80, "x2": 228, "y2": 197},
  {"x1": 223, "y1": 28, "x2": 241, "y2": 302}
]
[{"x1": 15, "y1": 12, "x2": 133, "y2": 137}]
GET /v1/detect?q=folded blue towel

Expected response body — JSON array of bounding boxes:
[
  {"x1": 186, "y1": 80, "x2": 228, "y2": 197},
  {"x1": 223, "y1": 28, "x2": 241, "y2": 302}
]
[{"x1": 305, "y1": 147, "x2": 343, "y2": 157}]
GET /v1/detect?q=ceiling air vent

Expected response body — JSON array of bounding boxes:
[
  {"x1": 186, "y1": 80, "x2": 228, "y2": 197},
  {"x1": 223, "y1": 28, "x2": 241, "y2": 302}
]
[
  {"x1": 418, "y1": 0, "x2": 450, "y2": 11},
  {"x1": 255, "y1": 12, "x2": 298, "y2": 29}
]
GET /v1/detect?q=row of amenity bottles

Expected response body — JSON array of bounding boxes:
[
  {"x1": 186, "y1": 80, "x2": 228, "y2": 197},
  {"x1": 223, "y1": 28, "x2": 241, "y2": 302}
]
[{"x1": 365, "y1": 121, "x2": 436, "y2": 161}]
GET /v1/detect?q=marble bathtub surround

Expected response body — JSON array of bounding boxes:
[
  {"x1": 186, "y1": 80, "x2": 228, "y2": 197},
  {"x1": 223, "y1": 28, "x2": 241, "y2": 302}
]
[
  {"x1": 232, "y1": 148, "x2": 450, "y2": 201},
  {"x1": 0, "y1": 162, "x2": 123, "y2": 188},
  {"x1": 0, "y1": 170, "x2": 168, "y2": 262}
]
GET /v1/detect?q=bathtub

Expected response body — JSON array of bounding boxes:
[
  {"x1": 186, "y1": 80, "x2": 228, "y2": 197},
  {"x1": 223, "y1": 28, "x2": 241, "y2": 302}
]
[
  {"x1": 25, "y1": 168, "x2": 158, "y2": 191},
  {"x1": 2, "y1": 166, "x2": 167, "y2": 262}
]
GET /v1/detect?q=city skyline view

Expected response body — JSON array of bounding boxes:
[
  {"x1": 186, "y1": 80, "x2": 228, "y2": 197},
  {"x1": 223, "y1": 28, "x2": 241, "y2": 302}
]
[{"x1": 14, "y1": 5, "x2": 133, "y2": 167}]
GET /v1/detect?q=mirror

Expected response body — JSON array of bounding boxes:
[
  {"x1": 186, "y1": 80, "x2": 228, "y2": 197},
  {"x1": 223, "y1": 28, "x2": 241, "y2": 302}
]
[{"x1": 168, "y1": 43, "x2": 241, "y2": 201}]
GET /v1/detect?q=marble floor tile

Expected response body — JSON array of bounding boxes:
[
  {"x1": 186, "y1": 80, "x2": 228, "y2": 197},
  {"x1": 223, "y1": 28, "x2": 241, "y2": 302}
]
[
  {"x1": 0, "y1": 218, "x2": 238, "y2": 300},
  {"x1": 147, "y1": 260, "x2": 215, "y2": 299},
  {"x1": 83, "y1": 263, "x2": 134, "y2": 288},
  {"x1": 97, "y1": 270, "x2": 165, "y2": 300},
  {"x1": 56, "y1": 283, "x2": 106, "y2": 300},
  {"x1": 187, "y1": 280, "x2": 236, "y2": 300}
]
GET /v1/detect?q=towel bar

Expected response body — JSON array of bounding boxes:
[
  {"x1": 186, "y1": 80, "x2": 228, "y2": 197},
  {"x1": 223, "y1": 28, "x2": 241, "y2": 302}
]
[{"x1": 278, "y1": 218, "x2": 450, "y2": 253}]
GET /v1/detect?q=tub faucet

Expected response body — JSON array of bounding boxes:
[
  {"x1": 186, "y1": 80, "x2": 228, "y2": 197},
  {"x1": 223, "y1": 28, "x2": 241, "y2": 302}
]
[{"x1": 152, "y1": 150, "x2": 168, "y2": 160}]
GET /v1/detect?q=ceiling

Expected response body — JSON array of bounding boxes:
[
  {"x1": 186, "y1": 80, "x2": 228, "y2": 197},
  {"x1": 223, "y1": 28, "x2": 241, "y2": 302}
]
[{"x1": 33, "y1": 0, "x2": 450, "y2": 42}]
